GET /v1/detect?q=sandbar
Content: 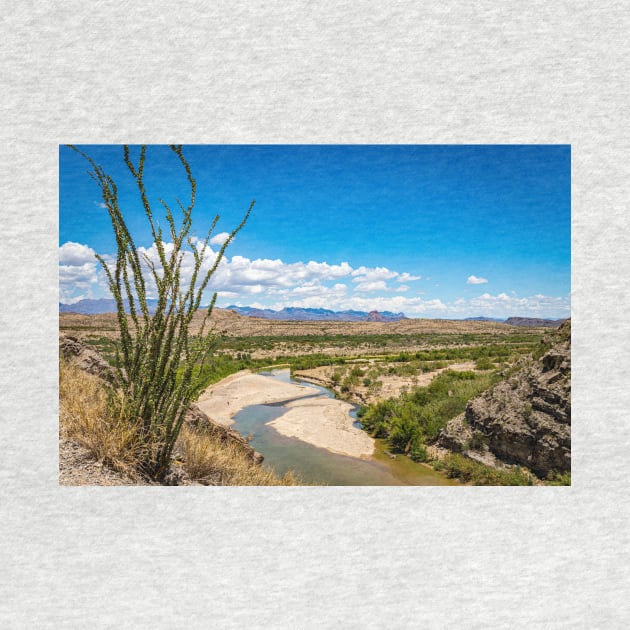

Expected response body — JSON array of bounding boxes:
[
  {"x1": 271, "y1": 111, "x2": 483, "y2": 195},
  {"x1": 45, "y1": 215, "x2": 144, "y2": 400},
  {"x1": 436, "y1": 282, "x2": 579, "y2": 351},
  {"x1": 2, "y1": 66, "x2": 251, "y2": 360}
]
[
  {"x1": 196, "y1": 369, "x2": 375, "y2": 458},
  {"x1": 268, "y1": 397, "x2": 375, "y2": 458},
  {"x1": 196, "y1": 370, "x2": 315, "y2": 426}
]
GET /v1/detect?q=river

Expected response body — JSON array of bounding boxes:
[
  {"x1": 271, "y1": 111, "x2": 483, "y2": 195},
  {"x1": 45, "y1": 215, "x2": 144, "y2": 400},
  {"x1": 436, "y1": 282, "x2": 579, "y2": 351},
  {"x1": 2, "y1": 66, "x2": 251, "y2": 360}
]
[{"x1": 231, "y1": 369, "x2": 458, "y2": 486}]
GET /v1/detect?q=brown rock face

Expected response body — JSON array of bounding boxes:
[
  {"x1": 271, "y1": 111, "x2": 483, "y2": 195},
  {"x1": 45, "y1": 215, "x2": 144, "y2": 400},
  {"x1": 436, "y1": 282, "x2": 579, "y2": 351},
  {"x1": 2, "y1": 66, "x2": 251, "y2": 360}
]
[
  {"x1": 59, "y1": 334, "x2": 117, "y2": 383},
  {"x1": 470, "y1": 321, "x2": 570, "y2": 476},
  {"x1": 366, "y1": 310, "x2": 385, "y2": 322},
  {"x1": 439, "y1": 321, "x2": 571, "y2": 477}
]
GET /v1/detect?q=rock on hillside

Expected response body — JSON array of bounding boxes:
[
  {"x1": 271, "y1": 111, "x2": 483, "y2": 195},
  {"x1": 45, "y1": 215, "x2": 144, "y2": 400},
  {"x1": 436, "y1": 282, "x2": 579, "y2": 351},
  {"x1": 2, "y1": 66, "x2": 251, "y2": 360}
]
[
  {"x1": 439, "y1": 320, "x2": 571, "y2": 477},
  {"x1": 60, "y1": 334, "x2": 117, "y2": 383}
]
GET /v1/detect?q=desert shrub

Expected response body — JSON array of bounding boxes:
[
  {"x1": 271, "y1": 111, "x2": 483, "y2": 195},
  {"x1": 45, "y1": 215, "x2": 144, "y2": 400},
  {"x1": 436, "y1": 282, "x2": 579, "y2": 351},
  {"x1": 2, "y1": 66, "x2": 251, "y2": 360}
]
[
  {"x1": 409, "y1": 440, "x2": 429, "y2": 462},
  {"x1": 360, "y1": 369, "x2": 499, "y2": 454},
  {"x1": 70, "y1": 145, "x2": 254, "y2": 480},
  {"x1": 434, "y1": 453, "x2": 533, "y2": 485},
  {"x1": 546, "y1": 471, "x2": 571, "y2": 485},
  {"x1": 59, "y1": 360, "x2": 144, "y2": 478},
  {"x1": 177, "y1": 425, "x2": 300, "y2": 485},
  {"x1": 330, "y1": 369, "x2": 343, "y2": 385},
  {"x1": 475, "y1": 357, "x2": 495, "y2": 370},
  {"x1": 388, "y1": 412, "x2": 421, "y2": 454}
]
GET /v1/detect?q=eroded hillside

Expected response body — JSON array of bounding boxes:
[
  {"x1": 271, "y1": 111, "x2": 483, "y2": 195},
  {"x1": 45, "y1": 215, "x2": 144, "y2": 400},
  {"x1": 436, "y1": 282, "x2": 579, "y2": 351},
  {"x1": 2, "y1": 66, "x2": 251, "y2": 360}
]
[{"x1": 439, "y1": 320, "x2": 571, "y2": 477}]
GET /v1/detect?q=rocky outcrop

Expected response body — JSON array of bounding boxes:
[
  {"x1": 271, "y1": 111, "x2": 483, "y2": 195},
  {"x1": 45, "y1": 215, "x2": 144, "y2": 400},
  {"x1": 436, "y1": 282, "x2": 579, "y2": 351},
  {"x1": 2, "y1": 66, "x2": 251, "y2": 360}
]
[
  {"x1": 438, "y1": 321, "x2": 571, "y2": 477},
  {"x1": 438, "y1": 413, "x2": 472, "y2": 453},
  {"x1": 59, "y1": 334, "x2": 117, "y2": 383}
]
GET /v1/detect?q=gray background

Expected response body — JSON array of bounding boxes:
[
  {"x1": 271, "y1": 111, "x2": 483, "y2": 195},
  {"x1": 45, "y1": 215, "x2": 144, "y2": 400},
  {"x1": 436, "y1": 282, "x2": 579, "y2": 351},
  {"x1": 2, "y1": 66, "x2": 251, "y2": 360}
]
[{"x1": 2, "y1": 1, "x2": 629, "y2": 627}]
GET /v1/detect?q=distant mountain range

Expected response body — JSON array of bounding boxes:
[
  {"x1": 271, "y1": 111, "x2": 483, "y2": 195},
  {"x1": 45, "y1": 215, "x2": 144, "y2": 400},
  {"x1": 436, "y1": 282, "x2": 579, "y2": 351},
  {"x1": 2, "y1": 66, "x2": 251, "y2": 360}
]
[
  {"x1": 59, "y1": 299, "x2": 566, "y2": 327},
  {"x1": 224, "y1": 306, "x2": 408, "y2": 322},
  {"x1": 59, "y1": 298, "x2": 160, "y2": 315},
  {"x1": 464, "y1": 316, "x2": 506, "y2": 322}
]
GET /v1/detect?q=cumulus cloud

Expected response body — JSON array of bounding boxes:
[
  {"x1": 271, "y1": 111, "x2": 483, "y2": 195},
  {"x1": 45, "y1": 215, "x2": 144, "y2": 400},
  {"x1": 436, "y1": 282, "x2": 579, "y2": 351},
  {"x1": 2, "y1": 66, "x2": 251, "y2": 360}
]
[
  {"x1": 59, "y1": 240, "x2": 569, "y2": 319},
  {"x1": 397, "y1": 272, "x2": 421, "y2": 282},
  {"x1": 59, "y1": 242, "x2": 104, "y2": 303},
  {"x1": 209, "y1": 232, "x2": 230, "y2": 246},
  {"x1": 209, "y1": 256, "x2": 354, "y2": 291},
  {"x1": 59, "y1": 242, "x2": 98, "y2": 265},
  {"x1": 449, "y1": 292, "x2": 570, "y2": 319},
  {"x1": 351, "y1": 266, "x2": 398, "y2": 282},
  {"x1": 262, "y1": 290, "x2": 568, "y2": 319},
  {"x1": 354, "y1": 280, "x2": 389, "y2": 293},
  {"x1": 467, "y1": 275, "x2": 488, "y2": 285}
]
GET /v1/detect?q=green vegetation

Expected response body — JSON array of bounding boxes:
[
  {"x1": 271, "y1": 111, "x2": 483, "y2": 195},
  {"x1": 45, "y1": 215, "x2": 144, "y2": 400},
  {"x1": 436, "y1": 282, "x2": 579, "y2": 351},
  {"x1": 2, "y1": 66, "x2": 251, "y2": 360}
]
[
  {"x1": 546, "y1": 471, "x2": 571, "y2": 485},
  {"x1": 433, "y1": 453, "x2": 533, "y2": 485},
  {"x1": 220, "y1": 331, "x2": 542, "y2": 354},
  {"x1": 475, "y1": 357, "x2": 496, "y2": 370},
  {"x1": 359, "y1": 369, "x2": 499, "y2": 460},
  {"x1": 71, "y1": 144, "x2": 254, "y2": 480}
]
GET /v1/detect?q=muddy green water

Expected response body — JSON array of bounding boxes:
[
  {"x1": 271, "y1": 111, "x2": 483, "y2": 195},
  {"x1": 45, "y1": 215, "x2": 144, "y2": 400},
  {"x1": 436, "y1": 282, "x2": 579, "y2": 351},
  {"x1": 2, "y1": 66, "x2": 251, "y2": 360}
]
[{"x1": 231, "y1": 369, "x2": 458, "y2": 486}]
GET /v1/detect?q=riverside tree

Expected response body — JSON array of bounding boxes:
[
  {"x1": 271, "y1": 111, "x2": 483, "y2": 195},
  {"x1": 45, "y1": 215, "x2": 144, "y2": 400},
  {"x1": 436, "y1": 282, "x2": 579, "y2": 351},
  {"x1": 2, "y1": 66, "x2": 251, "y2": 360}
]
[{"x1": 70, "y1": 145, "x2": 255, "y2": 480}]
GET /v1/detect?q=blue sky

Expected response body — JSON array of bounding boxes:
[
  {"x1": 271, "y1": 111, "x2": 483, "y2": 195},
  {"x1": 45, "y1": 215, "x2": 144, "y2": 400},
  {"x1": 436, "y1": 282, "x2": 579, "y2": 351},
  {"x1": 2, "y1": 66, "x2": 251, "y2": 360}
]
[{"x1": 59, "y1": 145, "x2": 570, "y2": 319}]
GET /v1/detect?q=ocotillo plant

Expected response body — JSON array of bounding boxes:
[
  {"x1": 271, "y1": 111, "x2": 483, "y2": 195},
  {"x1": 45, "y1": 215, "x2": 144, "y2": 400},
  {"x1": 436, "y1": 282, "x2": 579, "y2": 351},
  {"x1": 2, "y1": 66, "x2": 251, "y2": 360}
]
[{"x1": 69, "y1": 145, "x2": 255, "y2": 479}]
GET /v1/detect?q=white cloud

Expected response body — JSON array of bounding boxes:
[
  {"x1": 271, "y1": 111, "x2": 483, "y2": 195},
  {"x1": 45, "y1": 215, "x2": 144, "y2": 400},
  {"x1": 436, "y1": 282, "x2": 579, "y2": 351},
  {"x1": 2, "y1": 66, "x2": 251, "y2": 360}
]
[
  {"x1": 397, "y1": 272, "x2": 421, "y2": 282},
  {"x1": 212, "y1": 256, "x2": 353, "y2": 290},
  {"x1": 354, "y1": 280, "x2": 389, "y2": 293},
  {"x1": 59, "y1": 242, "x2": 97, "y2": 265},
  {"x1": 59, "y1": 240, "x2": 569, "y2": 319},
  {"x1": 59, "y1": 242, "x2": 105, "y2": 303},
  {"x1": 264, "y1": 291, "x2": 568, "y2": 319},
  {"x1": 209, "y1": 232, "x2": 230, "y2": 246},
  {"x1": 351, "y1": 266, "x2": 398, "y2": 282},
  {"x1": 467, "y1": 275, "x2": 488, "y2": 285},
  {"x1": 448, "y1": 292, "x2": 570, "y2": 319}
]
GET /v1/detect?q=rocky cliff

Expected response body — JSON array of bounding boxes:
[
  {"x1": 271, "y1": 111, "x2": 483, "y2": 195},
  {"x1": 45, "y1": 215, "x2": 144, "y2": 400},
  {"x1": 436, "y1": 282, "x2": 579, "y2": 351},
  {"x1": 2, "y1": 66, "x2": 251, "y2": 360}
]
[{"x1": 438, "y1": 320, "x2": 571, "y2": 477}]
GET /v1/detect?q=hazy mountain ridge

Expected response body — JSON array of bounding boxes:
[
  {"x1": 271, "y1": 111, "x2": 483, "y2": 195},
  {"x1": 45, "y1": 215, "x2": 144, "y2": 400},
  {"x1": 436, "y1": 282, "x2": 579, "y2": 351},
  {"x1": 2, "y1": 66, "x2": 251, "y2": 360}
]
[
  {"x1": 225, "y1": 306, "x2": 408, "y2": 322},
  {"x1": 59, "y1": 299, "x2": 565, "y2": 326},
  {"x1": 60, "y1": 298, "x2": 160, "y2": 315}
]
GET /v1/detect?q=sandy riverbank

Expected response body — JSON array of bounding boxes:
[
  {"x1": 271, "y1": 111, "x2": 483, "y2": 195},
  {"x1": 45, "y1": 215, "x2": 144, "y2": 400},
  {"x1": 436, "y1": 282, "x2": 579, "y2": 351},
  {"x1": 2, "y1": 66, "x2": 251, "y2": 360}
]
[
  {"x1": 268, "y1": 397, "x2": 374, "y2": 458},
  {"x1": 196, "y1": 370, "x2": 315, "y2": 425},
  {"x1": 195, "y1": 370, "x2": 375, "y2": 458}
]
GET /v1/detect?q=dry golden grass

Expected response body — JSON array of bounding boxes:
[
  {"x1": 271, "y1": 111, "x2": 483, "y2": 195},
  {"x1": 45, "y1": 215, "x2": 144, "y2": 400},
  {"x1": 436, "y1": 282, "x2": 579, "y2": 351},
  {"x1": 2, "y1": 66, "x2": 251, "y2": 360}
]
[
  {"x1": 60, "y1": 359, "x2": 300, "y2": 485},
  {"x1": 177, "y1": 424, "x2": 300, "y2": 485},
  {"x1": 59, "y1": 361, "x2": 144, "y2": 478}
]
